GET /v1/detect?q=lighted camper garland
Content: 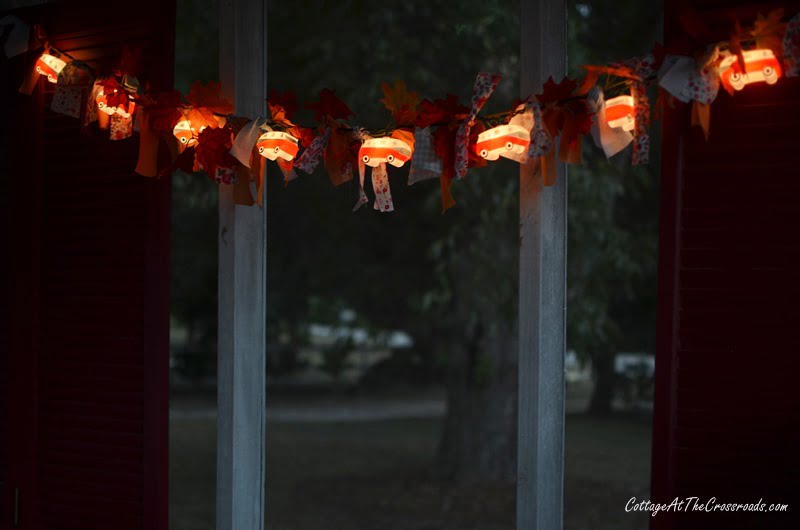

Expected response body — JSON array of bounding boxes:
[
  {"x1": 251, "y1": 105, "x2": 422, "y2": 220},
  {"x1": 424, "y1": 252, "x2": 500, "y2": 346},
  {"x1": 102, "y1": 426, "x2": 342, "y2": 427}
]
[{"x1": 13, "y1": 8, "x2": 800, "y2": 212}]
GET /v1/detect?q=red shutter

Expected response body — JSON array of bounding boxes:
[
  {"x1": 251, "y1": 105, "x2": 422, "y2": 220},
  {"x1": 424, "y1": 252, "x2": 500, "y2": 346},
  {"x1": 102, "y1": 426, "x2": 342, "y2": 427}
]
[
  {"x1": 2, "y1": 2, "x2": 174, "y2": 529},
  {"x1": 653, "y1": 2, "x2": 800, "y2": 529}
]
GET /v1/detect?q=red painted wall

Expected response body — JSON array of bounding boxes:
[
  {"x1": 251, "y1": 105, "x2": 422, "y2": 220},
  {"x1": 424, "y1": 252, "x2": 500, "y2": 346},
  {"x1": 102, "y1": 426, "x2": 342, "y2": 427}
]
[
  {"x1": 653, "y1": 2, "x2": 800, "y2": 529},
  {"x1": 1, "y1": 1, "x2": 174, "y2": 529}
]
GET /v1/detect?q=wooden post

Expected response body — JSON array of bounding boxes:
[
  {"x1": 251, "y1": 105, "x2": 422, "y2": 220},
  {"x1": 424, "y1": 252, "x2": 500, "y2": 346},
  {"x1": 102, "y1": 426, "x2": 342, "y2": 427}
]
[
  {"x1": 217, "y1": 1, "x2": 267, "y2": 530},
  {"x1": 517, "y1": 0, "x2": 567, "y2": 529}
]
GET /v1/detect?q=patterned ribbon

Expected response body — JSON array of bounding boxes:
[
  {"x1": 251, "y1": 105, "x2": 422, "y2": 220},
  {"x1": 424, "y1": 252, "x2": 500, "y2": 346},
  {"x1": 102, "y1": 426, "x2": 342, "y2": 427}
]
[
  {"x1": 295, "y1": 126, "x2": 331, "y2": 174},
  {"x1": 527, "y1": 102, "x2": 552, "y2": 158},
  {"x1": 371, "y1": 163, "x2": 394, "y2": 212},
  {"x1": 230, "y1": 117, "x2": 267, "y2": 167},
  {"x1": 454, "y1": 72, "x2": 502, "y2": 179},
  {"x1": 353, "y1": 129, "x2": 371, "y2": 211},
  {"x1": 408, "y1": 127, "x2": 442, "y2": 184},
  {"x1": 659, "y1": 55, "x2": 720, "y2": 104},
  {"x1": 51, "y1": 61, "x2": 93, "y2": 119},
  {"x1": 784, "y1": 13, "x2": 800, "y2": 77},
  {"x1": 622, "y1": 53, "x2": 658, "y2": 165},
  {"x1": 587, "y1": 87, "x2": 633, "y2": 158}
]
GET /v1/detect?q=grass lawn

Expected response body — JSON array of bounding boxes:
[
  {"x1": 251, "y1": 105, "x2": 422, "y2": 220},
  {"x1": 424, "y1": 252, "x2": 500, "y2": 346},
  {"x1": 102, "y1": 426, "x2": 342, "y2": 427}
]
[{"x1": 170, "y1": 412, "x2": 652, "y2": 530}]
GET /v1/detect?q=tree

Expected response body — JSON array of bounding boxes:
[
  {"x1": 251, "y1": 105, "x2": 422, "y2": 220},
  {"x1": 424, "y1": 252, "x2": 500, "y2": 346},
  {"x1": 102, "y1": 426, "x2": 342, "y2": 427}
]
[
  {"x1": 567, "y1": 0, "x2": 661, "y2": 413},
  {"x1": 172, "y1": 0, "x2": 662, "y2": 482}
]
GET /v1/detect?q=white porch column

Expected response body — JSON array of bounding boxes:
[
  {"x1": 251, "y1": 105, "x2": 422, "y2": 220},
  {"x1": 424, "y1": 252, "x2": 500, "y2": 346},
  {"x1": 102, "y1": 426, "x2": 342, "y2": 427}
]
[
  {"x1": 217, "y1": 1, "x2": 267, "y2": 530},
  {"x1": 517, "y1": 0, "x2": 567, "y2": 529}
]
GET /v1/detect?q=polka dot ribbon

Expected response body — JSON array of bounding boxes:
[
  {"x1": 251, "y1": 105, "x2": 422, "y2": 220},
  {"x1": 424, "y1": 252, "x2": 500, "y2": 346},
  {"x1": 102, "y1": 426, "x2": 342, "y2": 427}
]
[{"x1": 455, "y1": 72, "x2": 502, "y2": 180}]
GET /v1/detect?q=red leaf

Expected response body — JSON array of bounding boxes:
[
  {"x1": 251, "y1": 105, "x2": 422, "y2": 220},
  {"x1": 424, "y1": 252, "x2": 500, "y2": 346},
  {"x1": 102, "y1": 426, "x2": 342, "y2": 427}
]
[
  {"x1": 535, "y1": 76, "x2": 578, "y2": 106},
  {"x1": 120, "y1": 44, "x2": 145, "y2": 76},
  {"x1": 291, "y1": 126, "x2": 317, "y2": 148},
  {"x1": 306, "y1": 89, "x2": 354, "y2": 122},
  {"x1": 187, "y1": 81, "x2": 234, "y2": 115},
  {"x1": 195, "y1": 127, "x2": 237, "y2": 178},
  {"x1": 415, "y1": 95, "x2": 468, "y2": 128},
  {"x1": 267, "y1": 90, "x2": 299, "y2": 121},
  {"x1": 142, "y1": 90, "x2": 183, "y2": 132},
  {"x1": 161, "y1": 146, "x2": 196, "y2": 177}
]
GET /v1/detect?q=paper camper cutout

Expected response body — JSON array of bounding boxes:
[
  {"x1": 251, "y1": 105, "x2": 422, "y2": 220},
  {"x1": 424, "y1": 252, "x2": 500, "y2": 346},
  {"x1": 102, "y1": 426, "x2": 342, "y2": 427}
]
[
  {"x1": 473, "y1": 124, "x2": 531, "y2": 161},
  {"x1": 256, "y1": 131, "x2": 300, "y2": 162},
  {"x1": 96, "y1": 88, "x2": 135, "y2": 118},
  {"x1": 588, "y1": 88, "x2": 633, "y2": 158},
  {"x1": 719, "y1": 49, "x2": 782, "y2": 92},
  {"x1": 359, "y1": 137, "x2": 412, "y2": 168},
  {"x1": 659, "y1": 56, "x2": 720, "y2": 105},
  {"x1": 604, "y1": 95, "x2": 636, "y2": 131},
  {"x1": 173, "y1": 119, "x2": 199, "y2": 148},
  {"x1": 35, "y1": 53, "x2": 66, "y2": 83}
]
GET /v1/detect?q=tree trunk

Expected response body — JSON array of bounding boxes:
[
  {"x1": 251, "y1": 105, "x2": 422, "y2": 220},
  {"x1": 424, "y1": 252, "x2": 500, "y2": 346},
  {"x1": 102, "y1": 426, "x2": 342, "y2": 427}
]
[
  {"x1": 438, "y1": 319, "x2": 518, "y2": 482},
  {"x1": 589, "y1": 350, "x2": 615, "y2": 414}
]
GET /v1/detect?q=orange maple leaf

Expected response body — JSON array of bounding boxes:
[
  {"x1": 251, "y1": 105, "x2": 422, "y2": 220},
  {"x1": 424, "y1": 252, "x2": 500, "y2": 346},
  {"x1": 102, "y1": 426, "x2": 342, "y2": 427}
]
[
  {"x1": 752, "y1": 9, "x2": 786, "y2": 59},
  {"x1": 187, "y1": 81, "x2": 234, "y2": 115},
  {"x1": 380, "y1": 80, "x2": 420, "y2": 126}
]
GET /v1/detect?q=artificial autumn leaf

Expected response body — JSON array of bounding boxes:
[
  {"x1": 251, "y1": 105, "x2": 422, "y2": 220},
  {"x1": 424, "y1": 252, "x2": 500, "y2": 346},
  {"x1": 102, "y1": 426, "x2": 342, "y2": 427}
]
[
  {"x1": 752, "y1": 9, "x2": 786, "y2": 59},
  {"x1": 195, "y1": 126, "x2": 237, "y2": 180},
  {"x1": 269, "y1": 104, "x2": 294, "y2": 127},
  {"x1": 416, "y1": 95, "x2": 469, "y2": 128},
  {"x1": 557, "y1": 100, "x2": 593, "y2": 165},
  {"x1": 535, "y1": 76, "x2": 578, "y2": 106},
  {"x1": 391, "y1": 128, "x2": 416, "y2": 153},
  {"x1": 140, "y1": 89, "x2": 183, "y2": 132},
  {"x1": 187, "y1": 81, "x2": 234, "y2": 115},
  {"x1": 186, "y1": 107, "x2": 220, "y2": 131},
  {"x1": 432, "y1": 126, "x2": 458, "y2": 212},
  {"x1": 380, "y1": 80, "x2": 420, "y2": 126},
  {"x1": 679, "y1": 6, "x2": 712, "y2": 43},
  {"x1": 324, "y1": 123, "x2": 355, "y2": 186},
  {"x1": 291, "y1": 126, "x2": 316, "y2": 148},
  {"x1": 576, "y1": 68, "x2": 602, "y2": 96},
  {"x1": 307, "y1": 89, "x2": 354, "y2": 122},
  {"x1": 99, "y1": 77, "x2": 128, "y2": 107},
  {"x1": 120, "y1": 44, "x2": 145, "y2": 76},
  {"x1": 267, "y1": 90, "x2": 299, "y2": 120},
  {"x1": 160, "y1": 145, "x2": 196, "y2": 177}
]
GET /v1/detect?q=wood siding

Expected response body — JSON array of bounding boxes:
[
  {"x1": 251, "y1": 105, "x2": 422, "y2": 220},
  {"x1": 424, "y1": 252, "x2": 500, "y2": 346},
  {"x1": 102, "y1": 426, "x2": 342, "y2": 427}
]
[
  {"x1": 2, "y1": 1, "x2": 173, "y2": 529},
  {"x1": 653, "y1": 2, "x2": 800, "y2": 529}
]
